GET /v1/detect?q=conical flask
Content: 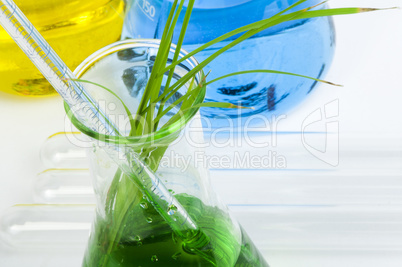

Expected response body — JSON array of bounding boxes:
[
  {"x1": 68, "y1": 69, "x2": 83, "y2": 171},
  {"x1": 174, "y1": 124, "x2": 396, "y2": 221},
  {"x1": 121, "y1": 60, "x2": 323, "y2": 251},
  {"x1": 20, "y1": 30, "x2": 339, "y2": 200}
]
[{"x1": 66, "y1": 39, "x2": 269, "y2": 266}]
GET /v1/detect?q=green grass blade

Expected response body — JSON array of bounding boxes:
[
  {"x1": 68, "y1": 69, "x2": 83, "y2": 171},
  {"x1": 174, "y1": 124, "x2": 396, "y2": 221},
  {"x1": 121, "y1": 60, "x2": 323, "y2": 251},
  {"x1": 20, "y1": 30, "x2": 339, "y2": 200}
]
[
  {"x1": 146, "y1": 0, "x2": 187, "y2": 133},
  {"x1": 188, "y1": 102, "x2": 252, "y2": 110},
  {"x1": 153, "y1": 0, "x2": 195, "y2": 131},
  {"x1": 146, "y1": 4, "x2": 315, "y2": 108},
  {"x1": 141, "y1": 70, "x2": 209, "y2": 120},
  {"x1": 163, "y1": 5, "x2": 388, "y2": 101},
  {"x1": 162, "y1": 7, "x2": 319, "y2": 99},
  {"x1": 162, "y1": 0, "x2": 318, "y2": 74},
  {"x1": 287, "y1": 7, "x2": 397, "y2": 20},
  {"x1": 271, "y1": 0, "x2": 308, "y2": 18},
  {"x1": 152, "y1": 71, "x2": 208, "y2": 126},
  {"x1": 164, "y1": 0, "x2": 195, "y2": 92},
  {"x1": 70, "y1": 79, "x2": 135, "y2": 136},
  {"x1": 134, "y1": 0, "x2": 180, "y2": 135},
  {"x1": 137, "y1": 0, "x2": 178, "y2": 112},
  {"x1": 162, "y1": 4, "x2": 391, "y2": 78},
  {"x1": 152, "y1": 80, "x2": 204, "y2": 125},
  {"x1": 205, "y1": 70, "x2": 342, "y2": 87}
]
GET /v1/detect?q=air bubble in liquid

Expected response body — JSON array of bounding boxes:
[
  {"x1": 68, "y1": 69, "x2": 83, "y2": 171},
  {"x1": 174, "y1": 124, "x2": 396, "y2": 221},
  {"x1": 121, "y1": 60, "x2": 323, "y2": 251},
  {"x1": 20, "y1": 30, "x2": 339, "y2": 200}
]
[{"x1": 167, "y1": 204, "x2": 177, "y2": 215}]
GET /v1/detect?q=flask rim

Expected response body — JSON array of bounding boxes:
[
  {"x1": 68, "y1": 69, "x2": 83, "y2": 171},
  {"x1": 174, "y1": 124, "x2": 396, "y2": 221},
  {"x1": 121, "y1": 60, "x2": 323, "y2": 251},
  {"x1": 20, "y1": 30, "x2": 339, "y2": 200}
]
[{"x1": 64, "y1": 39, "x2": 205, "y2": 146}]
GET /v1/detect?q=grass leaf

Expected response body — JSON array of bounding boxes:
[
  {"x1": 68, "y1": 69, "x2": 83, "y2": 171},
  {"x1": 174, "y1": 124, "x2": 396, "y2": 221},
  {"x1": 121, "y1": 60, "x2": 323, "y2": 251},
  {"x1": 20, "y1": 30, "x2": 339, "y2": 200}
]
[
  {"x1": 206, "y1": 70, "x2": 342, "y2": 87},
  {"x1": 153, "y1": 0, "x2": 196, "y2": 131},
  {"x1": 70, "y1": 79, "x2": 134, "y2": 135},
  {"x1": 189, "y1": 102, "x2": 252, "y2": 110}
]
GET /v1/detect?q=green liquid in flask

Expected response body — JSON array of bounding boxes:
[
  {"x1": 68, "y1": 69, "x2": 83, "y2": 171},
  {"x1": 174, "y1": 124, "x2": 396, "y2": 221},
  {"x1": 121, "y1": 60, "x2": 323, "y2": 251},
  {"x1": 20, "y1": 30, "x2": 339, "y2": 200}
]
[{"x1": 83, "y1": 194, "x2": 268, "y2": 266}]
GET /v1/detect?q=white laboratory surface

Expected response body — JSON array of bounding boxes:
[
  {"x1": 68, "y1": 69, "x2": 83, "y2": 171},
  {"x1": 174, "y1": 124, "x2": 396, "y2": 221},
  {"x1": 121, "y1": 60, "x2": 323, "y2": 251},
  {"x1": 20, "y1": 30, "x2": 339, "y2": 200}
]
[{"x1": 0, "y1": 0, "x2": 402, "y2": 266}]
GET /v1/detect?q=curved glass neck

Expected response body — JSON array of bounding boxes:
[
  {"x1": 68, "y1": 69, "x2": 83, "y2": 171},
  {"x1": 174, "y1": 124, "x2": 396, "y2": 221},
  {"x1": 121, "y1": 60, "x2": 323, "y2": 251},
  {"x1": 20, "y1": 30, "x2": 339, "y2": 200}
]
[{"x1": 65, "y1": 39, "x2": 205, "y2": 147}]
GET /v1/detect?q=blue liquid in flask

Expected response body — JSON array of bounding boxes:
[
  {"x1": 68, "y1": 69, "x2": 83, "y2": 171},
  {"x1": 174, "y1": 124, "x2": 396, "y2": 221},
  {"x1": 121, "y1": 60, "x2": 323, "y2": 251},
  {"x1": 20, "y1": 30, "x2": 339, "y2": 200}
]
[{"x1": 123, "y1": 0, "x2": 335, "y2": 127}]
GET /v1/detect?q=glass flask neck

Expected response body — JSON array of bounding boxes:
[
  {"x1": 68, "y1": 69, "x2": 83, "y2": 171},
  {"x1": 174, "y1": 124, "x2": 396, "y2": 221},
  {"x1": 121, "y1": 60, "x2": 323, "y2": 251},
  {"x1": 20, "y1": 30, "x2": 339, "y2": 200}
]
[{"x1": 65, "y1": 39, "x2": 205, "y2": 147}]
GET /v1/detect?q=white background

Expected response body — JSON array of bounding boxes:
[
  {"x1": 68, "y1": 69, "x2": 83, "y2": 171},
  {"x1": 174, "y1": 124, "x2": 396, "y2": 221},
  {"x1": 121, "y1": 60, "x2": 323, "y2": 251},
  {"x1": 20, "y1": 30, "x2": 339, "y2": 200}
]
[{"x1": 0, "y1": 0, "x2": 401, "y2": 266}]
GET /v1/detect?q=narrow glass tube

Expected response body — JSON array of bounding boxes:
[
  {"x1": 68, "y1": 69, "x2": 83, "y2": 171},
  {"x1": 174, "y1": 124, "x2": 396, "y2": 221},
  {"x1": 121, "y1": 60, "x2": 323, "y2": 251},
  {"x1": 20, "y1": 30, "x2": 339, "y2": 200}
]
[
  {"x1": 2, "y1": 204, "x2": 402, "y2": 251},
  {"x1": 0, "y1": 204, "x2": 94, "y2": 249},
  {"x1": 34, "y1": 169, "x2": 94, "y2": 204}
]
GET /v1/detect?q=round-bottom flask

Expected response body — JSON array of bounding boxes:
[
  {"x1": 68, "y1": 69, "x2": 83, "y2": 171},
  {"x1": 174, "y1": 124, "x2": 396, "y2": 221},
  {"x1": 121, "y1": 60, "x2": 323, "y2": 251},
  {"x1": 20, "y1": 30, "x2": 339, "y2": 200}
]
[{"x1": 122, "y1": 0, "x2": 335, "y2": 126}]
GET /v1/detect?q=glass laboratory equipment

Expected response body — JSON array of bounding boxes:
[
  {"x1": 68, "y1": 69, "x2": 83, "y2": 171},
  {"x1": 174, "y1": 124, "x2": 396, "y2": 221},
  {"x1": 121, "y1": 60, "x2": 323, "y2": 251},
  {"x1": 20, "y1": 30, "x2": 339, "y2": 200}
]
[
  {"x1": 65, "y1": 40, "x2": 268, "y2": 266},
  {"x1": 0, "y1": 0, "x2": 125, "y2": 96},
  {"x1": 122, "y1": 0, "x2": 335, "y2": 125}
]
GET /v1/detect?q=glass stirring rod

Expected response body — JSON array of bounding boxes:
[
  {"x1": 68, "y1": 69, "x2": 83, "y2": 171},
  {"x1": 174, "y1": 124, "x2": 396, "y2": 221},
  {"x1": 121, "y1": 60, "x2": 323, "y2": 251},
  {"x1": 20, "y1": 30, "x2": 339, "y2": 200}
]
[{"x1": 0, "y1": 0, "x2": 207, "y2": 246}]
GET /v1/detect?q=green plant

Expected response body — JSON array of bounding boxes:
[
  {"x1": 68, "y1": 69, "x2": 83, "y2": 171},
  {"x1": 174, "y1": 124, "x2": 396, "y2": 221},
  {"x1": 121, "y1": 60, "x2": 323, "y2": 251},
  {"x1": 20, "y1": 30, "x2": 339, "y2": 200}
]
[
  {"x1": 105, "y1": 0, "x2": 392, "y2": 139},
  {"x1": 75, "y1": 1, "x2": 394, "y2": 266}
]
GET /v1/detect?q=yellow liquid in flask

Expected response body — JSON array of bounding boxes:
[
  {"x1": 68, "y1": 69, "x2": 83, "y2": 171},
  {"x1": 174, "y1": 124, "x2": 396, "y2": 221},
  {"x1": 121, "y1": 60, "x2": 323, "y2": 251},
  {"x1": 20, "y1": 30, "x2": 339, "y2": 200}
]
[{"x1": 0, "y1": 0, "x2": 125, "y2": 97}]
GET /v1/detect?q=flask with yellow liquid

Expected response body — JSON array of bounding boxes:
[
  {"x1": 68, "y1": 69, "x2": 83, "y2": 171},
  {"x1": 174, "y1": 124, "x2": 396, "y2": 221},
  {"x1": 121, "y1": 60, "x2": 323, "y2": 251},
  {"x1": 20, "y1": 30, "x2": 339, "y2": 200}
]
[{"x1": 0, "y1": 0, "x2": 125, "y2": 97}]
